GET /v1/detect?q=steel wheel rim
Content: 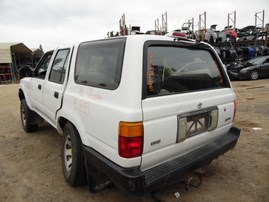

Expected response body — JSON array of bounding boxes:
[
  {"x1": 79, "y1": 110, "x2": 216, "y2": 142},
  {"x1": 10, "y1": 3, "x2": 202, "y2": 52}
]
[
  {"x1": 21, "y1": 104, "x2": 26, "y2": 126},
  {"x1": 251, "y1": 71, "x2": 258, "y2": 80},
  {"x1": 64, "y1": 134, "x2": 72, "y2": 172}
]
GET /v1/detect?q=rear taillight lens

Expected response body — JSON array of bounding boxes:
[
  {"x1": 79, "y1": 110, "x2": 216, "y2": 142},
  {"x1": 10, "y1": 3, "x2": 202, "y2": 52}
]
[
  {"x1": 208, "y1": 109, "x2": 218, "y2": 131},
  {"x1": 233, "y1": 101, "x2": 237, "y2": 122},
  {"x1": 177, "y1": 117, "x2": 187, "y2": 142},
  {"x1": 118, "y1": 122, "x2": 143, "y2": 158}
]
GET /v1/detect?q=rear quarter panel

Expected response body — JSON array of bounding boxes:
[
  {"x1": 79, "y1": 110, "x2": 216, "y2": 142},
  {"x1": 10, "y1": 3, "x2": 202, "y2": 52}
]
[{"x1": 57, "y1": 38, "x2": 146, "y2": 168}]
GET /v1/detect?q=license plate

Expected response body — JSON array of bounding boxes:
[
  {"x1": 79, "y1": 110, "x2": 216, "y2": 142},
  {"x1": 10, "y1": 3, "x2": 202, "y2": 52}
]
[
  {"x1": 186, "y1": 113, "x2": 208, "y2": 137},
  {"x1": 177, "y1": 107, "x2": 218, "y2": 142}
]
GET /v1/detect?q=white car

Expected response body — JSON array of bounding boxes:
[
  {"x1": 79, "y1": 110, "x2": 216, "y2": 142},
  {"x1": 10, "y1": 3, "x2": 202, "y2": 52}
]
[{"x1": 19, "y1": 35, "x2": 240, "y2": 193}]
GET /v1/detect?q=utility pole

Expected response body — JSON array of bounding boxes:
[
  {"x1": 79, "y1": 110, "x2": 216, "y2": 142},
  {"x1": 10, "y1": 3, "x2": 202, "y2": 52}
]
[
  {"x1": 255, "y1": 10, "x2": 265, "y2": 28},
  {"x1": 254, "y1": 10, "x2": 265, "y2": 46},
  {"x1": 265, "y1": 23, "x2": 268, "y2": 47},
  {"x1": 228, "y1": 11, "x2": 236, "y2": 28},
  {"x1": 162, "y1": 12, "x2": 168, "y2": 34},
  {"x1": 119, "y1": 13, "x2": 127, "y2": 35},
  {"x1": 198, "y1": 12, "x2": 206, "y2": 41},
  {"x1": 155, "y1": 18, "x2": 160, "y2": 34}
]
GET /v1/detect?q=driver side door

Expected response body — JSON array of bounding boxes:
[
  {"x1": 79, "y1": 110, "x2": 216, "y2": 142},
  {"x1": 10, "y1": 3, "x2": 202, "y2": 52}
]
[
  {"x1": 260, "y1": 58, "x2": 269, "y2": 77},
  {"x1": 27, "y1": 50, "x2": 55, "y2": 114},
  {"x1": 42, "y1": 48, "x2": 72, "y2": 126}
]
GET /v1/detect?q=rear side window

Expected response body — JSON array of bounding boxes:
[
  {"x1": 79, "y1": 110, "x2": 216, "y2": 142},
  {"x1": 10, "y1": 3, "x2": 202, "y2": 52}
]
[
  {"x1": 49, "y1": 49, "x2": 70, "y2": 84},
  {"x1": 75, "y1": 38, "x2": 125, "y2": 90},
  {"x1": 145, "y1": 44, "x2": 229, "y2": 97}
]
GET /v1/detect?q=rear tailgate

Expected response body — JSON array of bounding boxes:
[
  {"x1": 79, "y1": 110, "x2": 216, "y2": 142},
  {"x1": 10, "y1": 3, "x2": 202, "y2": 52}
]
[
  {"x1": 141, "y1": 41, "x2": 235, "y2": 171},
  {"x1": 141, "y1": 89, "x2": 235, "y2": 171}
]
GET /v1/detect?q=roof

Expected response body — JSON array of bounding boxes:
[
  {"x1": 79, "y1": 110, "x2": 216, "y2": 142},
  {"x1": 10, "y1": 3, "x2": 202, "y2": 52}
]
[
  {"x1": 0, "y1": 42, "x2": 38, "y2": 64},
  {"x1": 0, "y1": 43, "x2": 19, "y2": 63},
  {"x1": 31, "y1": 48, "x2": 44, "y2": 58}
]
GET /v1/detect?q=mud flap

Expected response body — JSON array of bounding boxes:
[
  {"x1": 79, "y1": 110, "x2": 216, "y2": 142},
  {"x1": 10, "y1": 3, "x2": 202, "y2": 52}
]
[{"x1": 84, "y1": 160, "x2": 111, "y2": 193}]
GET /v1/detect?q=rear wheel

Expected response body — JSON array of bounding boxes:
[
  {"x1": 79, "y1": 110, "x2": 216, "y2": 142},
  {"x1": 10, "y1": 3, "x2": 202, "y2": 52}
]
[
  {"x1": 62, "y1": 122, "x2": 110, "y2": 192},
  {"x1": 62, "y1": 123, "x2": 87, "y2": 186},
  {"x1": 250, "y1": 70, "x2": 259, "y2": 80},
  {"x1": 20, "y1": 99, "x2": 38, "y2": 132}
]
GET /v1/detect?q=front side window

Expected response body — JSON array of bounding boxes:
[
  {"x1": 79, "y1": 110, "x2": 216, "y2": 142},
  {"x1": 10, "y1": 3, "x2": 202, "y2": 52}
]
[
  {"x1": 263, "y1": 58, "x2": 269, "y2": 64},
  {"x1": 49, "y1": 49, "x2": 70, "y2": 84},
  {"x1": 34, "y1": 51, "x2": 53, "y2": 79},
  {"x1": 145, "y1": 44, "x2": 229, "y2": 97},
  {"x1": 75, "y1": 38, "x2": 125, "y2": 90}
]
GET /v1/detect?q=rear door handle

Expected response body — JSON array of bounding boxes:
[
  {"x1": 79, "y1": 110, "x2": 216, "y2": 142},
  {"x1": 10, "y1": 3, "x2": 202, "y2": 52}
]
[
  {"x1": 38, "y1": 84, "x2": 42, "y2": 90},
  {"x1": 54, "y1": 91, "x2": 59, "y2": 99}
]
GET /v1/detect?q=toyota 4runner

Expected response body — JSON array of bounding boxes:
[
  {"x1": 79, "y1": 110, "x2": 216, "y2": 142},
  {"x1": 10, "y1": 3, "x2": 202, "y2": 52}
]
[{"x1": 18, "y1": 35, "x2": 240, "y2": 193}]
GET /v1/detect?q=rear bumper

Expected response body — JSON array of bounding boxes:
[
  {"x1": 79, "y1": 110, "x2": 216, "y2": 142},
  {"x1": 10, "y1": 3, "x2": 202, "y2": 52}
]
[{"x1": 82, "y1": 127, "x2": 240, "y2": 193}]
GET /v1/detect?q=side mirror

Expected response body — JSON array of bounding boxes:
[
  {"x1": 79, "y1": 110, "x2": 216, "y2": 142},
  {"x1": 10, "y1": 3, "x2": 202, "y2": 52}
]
[{"x1": 19, "y1": 65, "x2": 34, "y2": 79}]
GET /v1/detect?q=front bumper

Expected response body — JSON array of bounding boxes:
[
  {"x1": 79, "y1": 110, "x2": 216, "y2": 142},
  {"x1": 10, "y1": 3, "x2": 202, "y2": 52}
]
[
  {"x1": 82, "y1": 127, "x2": 240, "y2": 193},
  {"x1": 228, "y1": 69, "x2": 252, "y2": 80},
  {"x1": 228, "y1": 70, "x2": 239, "y2": 79}
]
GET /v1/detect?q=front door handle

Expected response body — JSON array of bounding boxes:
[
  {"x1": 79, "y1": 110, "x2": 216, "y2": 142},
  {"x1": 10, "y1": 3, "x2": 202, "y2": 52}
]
[
  {"x1": 54, "y1": 91, "x2": 59, "y2": 99},
  {"x1": 38, "y1": 84, "x2": 42, "y2": 90}
]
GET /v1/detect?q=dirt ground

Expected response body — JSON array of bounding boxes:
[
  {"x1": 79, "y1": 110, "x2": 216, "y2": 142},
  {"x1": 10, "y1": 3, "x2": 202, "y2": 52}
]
[{"x1": 0, "y1": 79, "x2": 268, "y2": 202}]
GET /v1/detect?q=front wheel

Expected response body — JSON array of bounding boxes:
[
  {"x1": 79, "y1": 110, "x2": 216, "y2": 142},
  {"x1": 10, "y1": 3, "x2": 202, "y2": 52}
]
[
  {"x1": 250, "y1": 70, "x2": 259, "y2": 80},
  {"x1": 62, "y1": 123, "x2": 86, "y2": 186},
  {"x1": 20, "y1": 99, "x2": 38, "y2": 132}
]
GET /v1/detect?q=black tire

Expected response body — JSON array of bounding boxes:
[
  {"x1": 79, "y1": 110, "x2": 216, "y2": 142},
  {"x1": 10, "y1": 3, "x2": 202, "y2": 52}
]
[
  {"x1": 62, "y1": 123, "x2": 86, "y2": 186},
  {"x1": 20, "y1": 99, "x2": 38, "y2": 132},
  {"x1": 250, "y1": 70, "x2": 259, "y2": 80}
]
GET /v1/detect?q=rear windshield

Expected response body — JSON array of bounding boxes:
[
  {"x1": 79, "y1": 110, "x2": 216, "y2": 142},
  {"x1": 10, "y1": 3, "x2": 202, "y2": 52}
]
[{"x1": 145, "y1": 44, "x2": 229, "y2": 97}]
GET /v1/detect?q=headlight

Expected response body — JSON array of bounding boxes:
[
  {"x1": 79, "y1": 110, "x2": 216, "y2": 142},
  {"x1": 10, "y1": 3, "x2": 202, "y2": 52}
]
[{"x1": 240, "y1": 68, "x2": 249, "y2": 73}]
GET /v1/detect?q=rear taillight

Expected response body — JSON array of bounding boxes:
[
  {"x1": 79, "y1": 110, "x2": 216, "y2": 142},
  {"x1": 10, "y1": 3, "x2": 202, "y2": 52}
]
[
  {"x1": 233, "y1": 101, "x2": 237, "y2": 121},
  {"x1": 118, "y1": 122, "x2": 143, "y2": 158}
]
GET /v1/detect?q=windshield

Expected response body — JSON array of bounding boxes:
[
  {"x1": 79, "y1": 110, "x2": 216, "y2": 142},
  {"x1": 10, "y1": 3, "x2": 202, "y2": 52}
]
[
  {"x1": 145, "y1": 45, "x2": 229, "y2": 97},
  {"x1": 247, "y1": 57, "x2": 264, "y2": 65}
]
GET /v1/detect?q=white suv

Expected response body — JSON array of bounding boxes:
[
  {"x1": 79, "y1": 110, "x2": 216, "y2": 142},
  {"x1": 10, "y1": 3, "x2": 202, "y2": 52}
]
[{"x1": 19, "y1": 35, "x2": 240, "y2": 193}]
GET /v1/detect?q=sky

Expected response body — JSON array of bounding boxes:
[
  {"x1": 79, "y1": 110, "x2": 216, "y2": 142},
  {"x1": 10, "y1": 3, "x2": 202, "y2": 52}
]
[{"x1": 0, "y1": 0, "x2": 268, "y2": 51}]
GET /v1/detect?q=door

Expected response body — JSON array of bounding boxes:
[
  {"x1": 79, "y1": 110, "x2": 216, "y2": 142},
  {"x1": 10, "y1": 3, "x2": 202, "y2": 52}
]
[
  {"x1": 42, "y1": 48, "x2": 72, "y2": 126},
  {"x1": 261, "y1": 58, "x2": 269, "y2": 77},
  {"x1": 28, "y1": 50, "x2": 54, "y2": 113}
]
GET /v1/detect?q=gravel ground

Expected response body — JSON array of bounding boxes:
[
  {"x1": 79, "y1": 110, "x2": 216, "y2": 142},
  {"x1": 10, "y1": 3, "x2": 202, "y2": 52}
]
[{"x1": 0, "y1": 79, "x2": 268, "y2": 202}]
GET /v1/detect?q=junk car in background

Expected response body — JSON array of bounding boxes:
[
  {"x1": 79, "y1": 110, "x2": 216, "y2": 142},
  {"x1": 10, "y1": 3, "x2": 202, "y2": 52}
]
[{"x1": 227, "y1": 56, "x2": 269, "y2": 80}]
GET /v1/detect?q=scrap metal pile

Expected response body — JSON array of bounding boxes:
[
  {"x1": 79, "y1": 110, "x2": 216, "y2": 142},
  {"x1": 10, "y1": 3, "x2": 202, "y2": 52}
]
[
  {"x1": 110, "y1": 13, "x2": 269, "y2": 81},
  {"x1": 201, "y1": 24, "x2": 269, "y2": 65}
]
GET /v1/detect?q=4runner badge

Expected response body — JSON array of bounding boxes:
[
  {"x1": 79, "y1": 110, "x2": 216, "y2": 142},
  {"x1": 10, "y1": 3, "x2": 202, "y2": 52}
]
[{"x1": 197, "y1": 102, "x2": 203, "y2": 109}]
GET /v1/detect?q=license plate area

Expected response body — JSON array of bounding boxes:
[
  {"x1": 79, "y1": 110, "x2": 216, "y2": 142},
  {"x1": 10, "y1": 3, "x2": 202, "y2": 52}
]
[
  {"x1": 187, "y1": 113, "x2": 208, "y2": 137},
  {"x1": 177, "y1": 107, "x2": 218, "y2": 142}
]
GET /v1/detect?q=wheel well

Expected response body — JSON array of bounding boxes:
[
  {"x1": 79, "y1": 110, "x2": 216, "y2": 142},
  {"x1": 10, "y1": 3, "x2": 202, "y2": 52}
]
[
  {"x1": 59, "y1": 117, "x2": 69, "y2": 131},
  {"x1": 250, "y1": 69, "x2": 260, "y2": 76},
  {"x1": 18, "y1": 89, "x2": 25, "y2": 101},
  {"x1": 58, "y1": 118, "x2": 81, "y2": 140}
]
